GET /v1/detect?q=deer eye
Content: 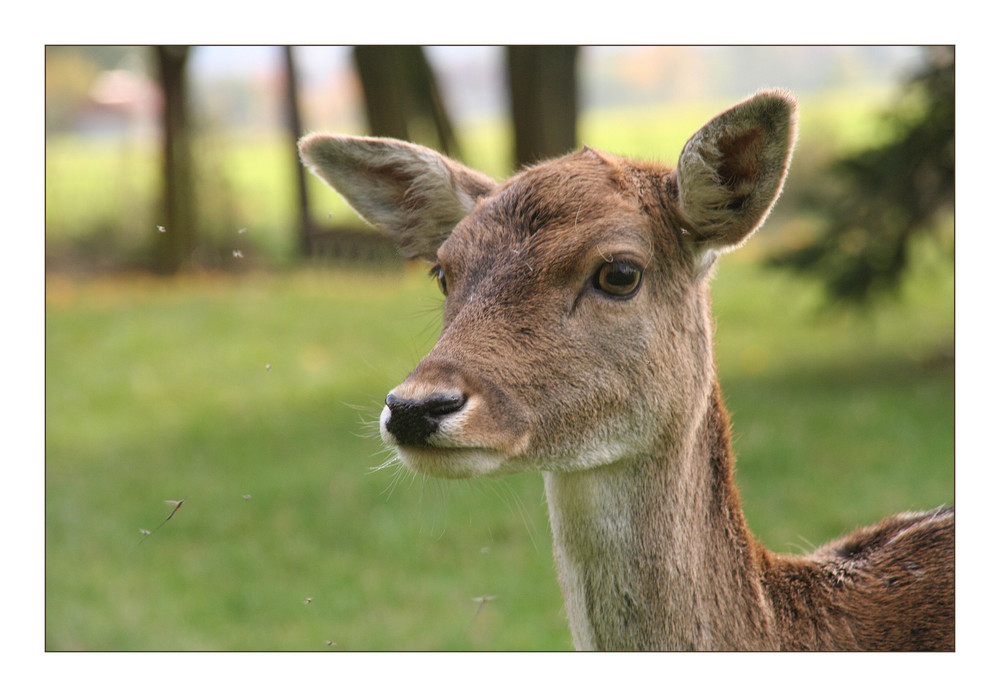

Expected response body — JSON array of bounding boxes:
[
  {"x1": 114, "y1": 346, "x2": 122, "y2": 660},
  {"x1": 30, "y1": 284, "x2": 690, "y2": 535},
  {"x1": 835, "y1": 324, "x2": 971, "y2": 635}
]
[
  {"x1": 594, "y1": 260, "x2": 643, "y2": 297},
  {"x1": 430, "y1": 264, "x2": 448, "y2": 296}
]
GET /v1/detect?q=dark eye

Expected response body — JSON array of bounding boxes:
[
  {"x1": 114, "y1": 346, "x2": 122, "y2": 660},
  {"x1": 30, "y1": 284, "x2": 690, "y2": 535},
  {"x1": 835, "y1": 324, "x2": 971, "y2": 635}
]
[
  {"x1": 594, "y1": 260, "x2": 643, "y2": 297},
  {"x1": 430, "y1": 264, "x2": 448, "y2": 295}
]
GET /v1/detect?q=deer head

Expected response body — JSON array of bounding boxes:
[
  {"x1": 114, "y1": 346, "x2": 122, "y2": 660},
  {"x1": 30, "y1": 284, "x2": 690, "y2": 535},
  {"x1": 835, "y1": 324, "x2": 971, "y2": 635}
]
[{"x1": 300, "y1": 90, "x2": 797, "y2": 480}]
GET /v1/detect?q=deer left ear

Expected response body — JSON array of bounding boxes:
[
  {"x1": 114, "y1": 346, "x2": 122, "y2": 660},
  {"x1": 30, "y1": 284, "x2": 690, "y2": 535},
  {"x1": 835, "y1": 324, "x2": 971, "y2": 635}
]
[{"x1": 675, "y1": 90, "x2": 798, "y2": 252}]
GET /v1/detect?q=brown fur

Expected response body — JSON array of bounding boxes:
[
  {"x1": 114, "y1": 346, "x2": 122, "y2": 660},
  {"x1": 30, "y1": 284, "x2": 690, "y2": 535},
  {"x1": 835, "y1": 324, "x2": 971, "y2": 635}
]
[{"x1": 299, "y1": 90, "x2": 955, "y2": 650}]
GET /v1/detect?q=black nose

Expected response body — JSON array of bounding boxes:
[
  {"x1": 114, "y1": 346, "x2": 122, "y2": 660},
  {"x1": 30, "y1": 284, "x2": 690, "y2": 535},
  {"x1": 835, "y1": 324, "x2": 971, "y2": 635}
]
[{"x1": 384, "y1": 392, "x2": 467, "y2": 446}]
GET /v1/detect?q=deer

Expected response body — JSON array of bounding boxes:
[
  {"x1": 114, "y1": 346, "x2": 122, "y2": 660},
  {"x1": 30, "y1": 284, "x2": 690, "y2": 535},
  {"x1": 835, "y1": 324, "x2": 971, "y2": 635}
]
[{"x1": 299, "y1": 90, "x2": 955, "y2": 651}]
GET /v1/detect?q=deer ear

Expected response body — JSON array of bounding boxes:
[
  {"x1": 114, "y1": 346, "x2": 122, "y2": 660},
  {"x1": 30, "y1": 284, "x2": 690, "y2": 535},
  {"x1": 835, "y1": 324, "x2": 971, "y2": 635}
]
[
  {"x1": 299, "y1": 134, "x2": 497, "y2": 260},
  {"x1": 676, "y1": 90, "x2": 798, "y2": 253}
]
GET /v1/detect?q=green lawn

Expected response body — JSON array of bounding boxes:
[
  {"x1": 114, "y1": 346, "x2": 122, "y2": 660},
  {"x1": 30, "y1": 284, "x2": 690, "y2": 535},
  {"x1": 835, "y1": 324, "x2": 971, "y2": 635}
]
[{"x1": 45, "y1": 246, "x2": 954, "y2": 650}]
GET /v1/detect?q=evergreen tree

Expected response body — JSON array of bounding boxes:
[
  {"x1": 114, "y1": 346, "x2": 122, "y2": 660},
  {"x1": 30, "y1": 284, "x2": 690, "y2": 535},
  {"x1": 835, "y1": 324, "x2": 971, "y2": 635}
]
[{"x1": 769, "y1": 46, "x2": 954, "y2": 304}]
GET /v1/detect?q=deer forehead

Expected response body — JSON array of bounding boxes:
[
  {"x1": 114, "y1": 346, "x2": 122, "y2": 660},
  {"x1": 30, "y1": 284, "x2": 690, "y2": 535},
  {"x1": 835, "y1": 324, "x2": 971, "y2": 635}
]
[{"x1": 438, "y1": 152, "x2": 672, "y2": 282}]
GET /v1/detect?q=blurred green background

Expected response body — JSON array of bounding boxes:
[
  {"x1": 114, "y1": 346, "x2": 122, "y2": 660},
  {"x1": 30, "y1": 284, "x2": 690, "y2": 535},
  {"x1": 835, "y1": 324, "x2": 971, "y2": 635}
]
[{"x1": 45, "y1": 46, "x2": 954, "y2": 650}]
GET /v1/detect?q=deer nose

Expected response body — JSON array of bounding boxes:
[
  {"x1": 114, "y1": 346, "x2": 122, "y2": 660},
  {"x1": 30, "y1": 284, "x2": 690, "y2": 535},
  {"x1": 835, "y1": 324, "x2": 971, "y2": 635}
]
[{"x1": 383, "y1": 391, "x2": 467, "y2": 446}]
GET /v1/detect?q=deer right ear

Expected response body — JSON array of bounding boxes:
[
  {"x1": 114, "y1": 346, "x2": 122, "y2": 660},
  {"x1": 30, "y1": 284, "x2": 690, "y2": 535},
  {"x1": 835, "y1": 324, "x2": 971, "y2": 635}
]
[
  {"x1": 675, "y1": 90, "x2": 798, "y2": 254},
  {"x1": 298, "y1": 134, "x2": 497, "y2": 261}
]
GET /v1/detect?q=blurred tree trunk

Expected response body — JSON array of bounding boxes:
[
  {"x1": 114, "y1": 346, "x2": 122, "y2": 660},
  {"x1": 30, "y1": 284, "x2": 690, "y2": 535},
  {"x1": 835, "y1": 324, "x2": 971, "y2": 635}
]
[
  {"x1": 153, "y1": 45, "x2": 196, "y2": 274},
  {"x1": 282, "y1": 46, "x2": 313, "y2": 256},
  {"x1": 352, "y1": 46, "x2": 459, "y2": 156},
  {"x1": 506, "y1": 46, "x2": 578, "y2": 168}
]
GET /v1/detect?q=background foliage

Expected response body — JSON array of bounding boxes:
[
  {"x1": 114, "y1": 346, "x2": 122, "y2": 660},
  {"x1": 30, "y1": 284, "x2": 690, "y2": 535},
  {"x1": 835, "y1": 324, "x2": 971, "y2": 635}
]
[{"x1": 769, "y1": 46, "x2": 955, "y2": 304}]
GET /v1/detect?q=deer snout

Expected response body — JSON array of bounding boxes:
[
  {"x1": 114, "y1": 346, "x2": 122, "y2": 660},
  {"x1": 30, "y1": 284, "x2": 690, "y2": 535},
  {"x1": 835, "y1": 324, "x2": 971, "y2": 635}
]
[
  {"x1": 379, "y1": 357, "x2": 533, "y2": 478},
  {"x1": 382, "y1": 391, "x2": 468, "y2": 446}
]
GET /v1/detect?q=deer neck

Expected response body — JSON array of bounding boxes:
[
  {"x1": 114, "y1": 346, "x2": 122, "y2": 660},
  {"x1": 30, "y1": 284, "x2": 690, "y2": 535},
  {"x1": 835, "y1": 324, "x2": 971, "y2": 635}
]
[{"x1": 542, "y1": 381, "x2": 776, "y2": 651}]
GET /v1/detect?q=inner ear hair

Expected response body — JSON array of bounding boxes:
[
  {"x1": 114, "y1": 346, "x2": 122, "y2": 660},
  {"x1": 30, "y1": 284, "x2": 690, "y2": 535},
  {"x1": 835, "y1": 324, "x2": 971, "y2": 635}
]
[{"x1": 676, "y1": 90, "x2": 798, "y2": 252}]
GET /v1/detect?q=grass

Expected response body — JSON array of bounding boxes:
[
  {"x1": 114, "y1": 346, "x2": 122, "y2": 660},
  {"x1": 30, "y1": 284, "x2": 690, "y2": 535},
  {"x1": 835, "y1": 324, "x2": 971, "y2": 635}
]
[
  {"x1": 713, "y1": 245, "x2": 954, "y2": 550},
  {"x1": 45, "y1": 245, "x2": 954, "y2": 650}
]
